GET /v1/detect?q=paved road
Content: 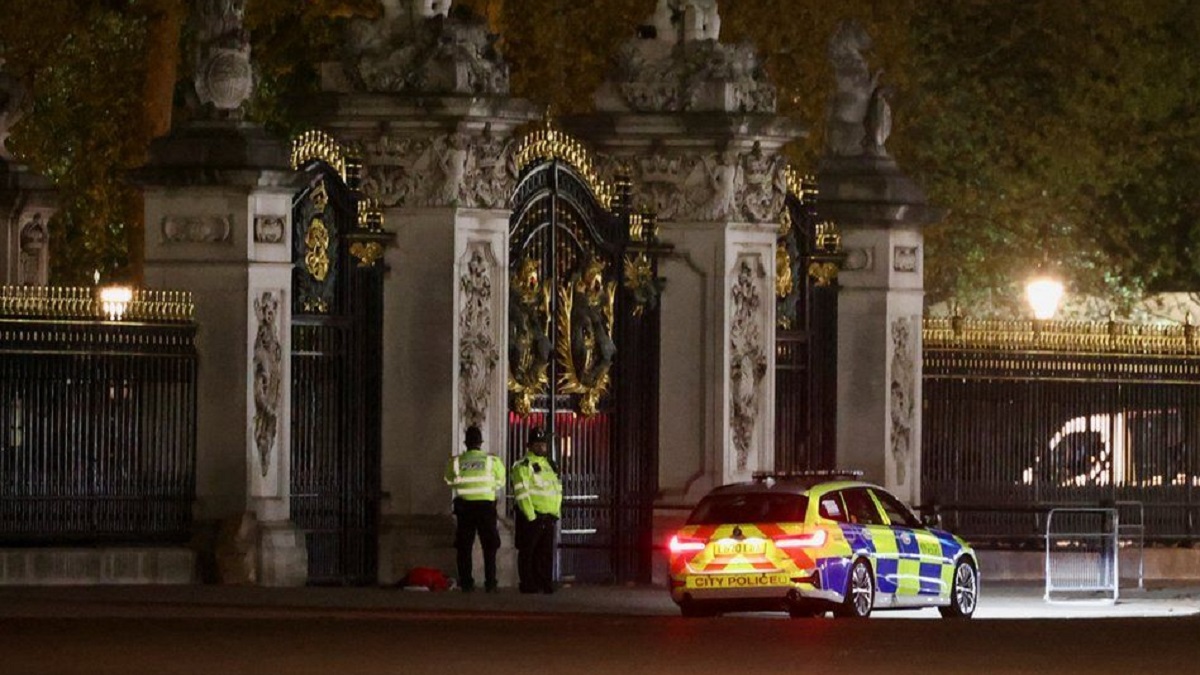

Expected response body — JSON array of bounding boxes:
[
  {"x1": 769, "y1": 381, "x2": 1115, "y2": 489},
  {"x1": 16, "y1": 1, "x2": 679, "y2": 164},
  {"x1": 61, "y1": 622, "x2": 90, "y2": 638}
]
[{"x1": 2, "y1": 584, "x2": 1198, "y2": 674}]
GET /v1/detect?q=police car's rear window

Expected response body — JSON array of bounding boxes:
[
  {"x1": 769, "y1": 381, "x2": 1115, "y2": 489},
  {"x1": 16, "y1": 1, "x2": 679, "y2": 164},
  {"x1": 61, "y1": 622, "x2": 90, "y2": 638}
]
[{"x1": 687, "y1": 493, "x2": 809, "y2": 525}]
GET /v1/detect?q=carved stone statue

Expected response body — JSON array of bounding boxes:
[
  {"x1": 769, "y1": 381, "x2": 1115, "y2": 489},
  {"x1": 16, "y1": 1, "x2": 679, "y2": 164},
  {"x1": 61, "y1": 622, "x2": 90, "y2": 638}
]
[
  {"x1": 598, "y1": 0, "x2": 776, "y2": 113},
  {"x1": 826, "y1": 20, "x2": 880, "y2": 157},
  {"x1": 193, "y1": 0, "x2": 253, "y2": 116},
  {"x1": 863, "y1": 83, "x2": 893, "y2": 157},
  {"x1": 343, "y1": 1, "x2": 508, "y2": 95}
]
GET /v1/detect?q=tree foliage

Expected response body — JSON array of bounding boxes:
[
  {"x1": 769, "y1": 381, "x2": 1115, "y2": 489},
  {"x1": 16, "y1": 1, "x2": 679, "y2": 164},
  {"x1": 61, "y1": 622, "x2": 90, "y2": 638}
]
[
  {"x1": 3, "y1": 0, "x2": 1198, "y2": 315},
  {"x1": 905, "y1": 0, "x2": 1200, "y2": 315},
  {"x1": 0, "y1": 0, "x2": 155, "y2": 284}
]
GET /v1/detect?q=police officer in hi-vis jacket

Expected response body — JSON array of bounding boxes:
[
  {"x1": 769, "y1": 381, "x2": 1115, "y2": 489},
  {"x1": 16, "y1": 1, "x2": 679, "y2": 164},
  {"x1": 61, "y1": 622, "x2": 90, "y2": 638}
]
[
  {"x1": 444, "y1": 425, "x2": 505, "y2": 592},
  {"x1": 511, "y1": 427, "x2": 562, "y2": 594}
]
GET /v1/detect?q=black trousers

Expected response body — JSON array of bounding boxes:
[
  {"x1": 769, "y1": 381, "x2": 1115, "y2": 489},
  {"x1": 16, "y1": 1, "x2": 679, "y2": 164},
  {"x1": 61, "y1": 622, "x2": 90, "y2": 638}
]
[
  {"x1": 515, "y1": 512, "x2": 556, "y2": 593},
  {"x1": 453, "y1": 499, "x2": 500, "y2": 590}
]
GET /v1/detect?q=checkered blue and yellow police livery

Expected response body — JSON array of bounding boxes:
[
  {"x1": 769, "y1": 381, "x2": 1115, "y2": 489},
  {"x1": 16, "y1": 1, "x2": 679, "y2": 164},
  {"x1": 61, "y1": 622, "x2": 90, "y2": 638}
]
[{"x1": 668, "y1": 476, "x2": 979, "y2": 619}]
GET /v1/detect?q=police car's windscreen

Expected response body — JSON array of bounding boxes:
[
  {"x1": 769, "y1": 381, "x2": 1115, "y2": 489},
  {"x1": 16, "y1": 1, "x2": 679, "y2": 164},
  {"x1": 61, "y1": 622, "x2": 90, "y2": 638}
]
[{"x1": 687, "y1": 493, "x2": 809, "y2": 525}]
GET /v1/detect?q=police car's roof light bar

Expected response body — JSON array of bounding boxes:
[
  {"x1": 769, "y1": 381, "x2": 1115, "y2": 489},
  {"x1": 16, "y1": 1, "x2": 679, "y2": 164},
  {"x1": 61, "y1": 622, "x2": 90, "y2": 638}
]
[{"x1": 751, "y1": 469, "x2": 865, "y2": 482}]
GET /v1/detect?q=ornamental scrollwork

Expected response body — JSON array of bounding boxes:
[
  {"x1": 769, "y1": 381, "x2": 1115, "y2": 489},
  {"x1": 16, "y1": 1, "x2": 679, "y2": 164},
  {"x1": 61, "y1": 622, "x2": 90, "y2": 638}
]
[
  {"x1": 253, "y1": 290, "x2": 283, "y2": 479},
  {"x1": 304, "y1": 216, "x2": 331, "y2": 282},
  {"x1": 507, "y1": 258, "x2": 551, "y2": 416},
  {"x1": 623, "y1": 252, "x2": 665, "y2": 316},
  {"x1": 730, "y1": 257, "x2": 767, "y2": 472},
  {"x1": 459, "y1": 246, "x2": 500, "y2": 429},
  {"x1": 890, "y1": 317, "x2": 917, "y2": 486},
  {"x1": 557, "y1": 256, "x2": 617, "y2": 417}
]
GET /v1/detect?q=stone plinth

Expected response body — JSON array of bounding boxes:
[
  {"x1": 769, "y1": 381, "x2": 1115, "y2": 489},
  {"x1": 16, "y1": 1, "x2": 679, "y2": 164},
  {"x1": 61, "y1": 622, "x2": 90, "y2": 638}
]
[
  {"x1": 137, "y1": 122, "x2": 307, "y2": 585},
  {"x1": 820, "y1": 155, "x2": 943, "y2": 505},
  {"x1": 0, "y1": 548, "x2": 196, "y2": 585}
]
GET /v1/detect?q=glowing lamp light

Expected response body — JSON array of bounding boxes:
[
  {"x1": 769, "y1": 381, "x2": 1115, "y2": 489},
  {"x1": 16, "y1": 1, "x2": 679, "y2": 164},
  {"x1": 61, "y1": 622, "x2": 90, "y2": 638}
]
[
  {"x1": 1025, "y1": 274, "x2": 1064, "y2": 321},
  {"x1": 99, "y1": 286, "x2": 133, "y2": 321}
]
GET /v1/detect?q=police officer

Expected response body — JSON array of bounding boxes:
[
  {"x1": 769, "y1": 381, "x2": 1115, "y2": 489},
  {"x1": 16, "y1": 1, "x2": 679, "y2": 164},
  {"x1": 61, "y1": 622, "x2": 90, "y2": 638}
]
[
  {"x1": 443, "y1": 425, "x2": 505, "y2": 592},
  {"x1": 511, "y1": 427, "x2": 562, "y2": 594}
]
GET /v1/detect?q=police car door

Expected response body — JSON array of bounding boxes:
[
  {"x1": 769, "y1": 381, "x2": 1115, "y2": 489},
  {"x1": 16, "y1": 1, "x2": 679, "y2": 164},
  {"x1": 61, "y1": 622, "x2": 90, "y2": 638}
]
[
  {"x1": 838, "y1": 488, "x2": 897, "y2": 604},
  {"x1": 869, "y1": 488, "x2": 946, "y2": 605}
]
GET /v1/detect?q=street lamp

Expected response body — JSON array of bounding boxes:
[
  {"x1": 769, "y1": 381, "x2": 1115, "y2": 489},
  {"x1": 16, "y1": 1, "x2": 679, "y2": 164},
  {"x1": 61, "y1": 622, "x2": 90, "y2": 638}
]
[{"x1": 1025, "y1": 267, "x2": 1064, "y2": 321}]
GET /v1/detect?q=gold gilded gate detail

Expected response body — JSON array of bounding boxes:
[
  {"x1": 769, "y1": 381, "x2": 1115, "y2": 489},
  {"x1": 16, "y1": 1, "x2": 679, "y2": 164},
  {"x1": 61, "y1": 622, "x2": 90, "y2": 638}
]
[
  {"x1": 508, "y1": 258, "x2": 551, "y2": 415},
  {"x1": 557, "y1": 256, "x2": 616, "y2": 416}
]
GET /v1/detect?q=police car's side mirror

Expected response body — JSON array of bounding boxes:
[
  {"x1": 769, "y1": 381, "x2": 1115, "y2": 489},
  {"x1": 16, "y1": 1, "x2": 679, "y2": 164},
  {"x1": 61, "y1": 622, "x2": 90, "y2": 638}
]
[{"x1": 921, "y1": 512, "x2": 942, "y2": 530}]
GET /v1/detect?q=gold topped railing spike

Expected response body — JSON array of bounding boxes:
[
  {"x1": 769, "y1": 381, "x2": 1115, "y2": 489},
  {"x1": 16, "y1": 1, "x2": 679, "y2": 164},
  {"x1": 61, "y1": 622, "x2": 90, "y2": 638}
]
[
  {"x1": 924, "y1": 315, "x2": 1200, "y2": 357},
  {"x1": 291, "y1": 129, "x2": 349, "y2": 182},
  {"x1": 515, "y1": 118, "x2": 614, "y2": 209},
  {"x1": 0, "y1": 286, "x2": 194, "y2": 323}
]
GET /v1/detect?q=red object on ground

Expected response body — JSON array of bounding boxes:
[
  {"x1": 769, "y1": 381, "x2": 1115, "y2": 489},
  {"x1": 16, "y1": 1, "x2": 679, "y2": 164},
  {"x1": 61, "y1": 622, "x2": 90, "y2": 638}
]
[{"x1": 404, "y1": 567, "x2": 451, "y2": 591}]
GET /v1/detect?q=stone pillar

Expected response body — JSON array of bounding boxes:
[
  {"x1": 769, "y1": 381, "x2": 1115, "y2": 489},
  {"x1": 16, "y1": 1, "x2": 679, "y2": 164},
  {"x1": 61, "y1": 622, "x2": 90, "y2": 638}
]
[
  {"x1": 818, "y1": 21, "x2": 943, "y2": 505},
  {"x1": 132, "y1": 0, "x2": 306, "y2": 586},
  {"x1": 821, "y1": 157, "x2": 938, "y2": 505},
  {"x1": 311, "y1": 17, "x2": 538, "y2": 581},
  {"x1": 138, "y1": 123, "x2": 306, "y2": 585},
  {"x1": 571, "y1": 117, "x2": 795, "y2": 501},
  {"x1": 570, "y1": 1, "x2": 804, "y2": 585}
]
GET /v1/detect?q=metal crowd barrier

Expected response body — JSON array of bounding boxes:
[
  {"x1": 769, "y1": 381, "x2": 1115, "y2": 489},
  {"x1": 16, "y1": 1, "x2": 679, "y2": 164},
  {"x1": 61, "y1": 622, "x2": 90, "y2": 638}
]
[{"x1": 1044, "y1": 507, "x2": 1119, "y2": 603}]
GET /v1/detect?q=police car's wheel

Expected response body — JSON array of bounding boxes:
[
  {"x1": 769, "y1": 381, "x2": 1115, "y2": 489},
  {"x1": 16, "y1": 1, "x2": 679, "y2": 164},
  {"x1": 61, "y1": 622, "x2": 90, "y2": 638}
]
[
  {"x1": 939, "y1": 560, "x2": 978, "y2": 619},
  {"x1": 836, "y1": 559, "x2": 874, "y2": 618}
]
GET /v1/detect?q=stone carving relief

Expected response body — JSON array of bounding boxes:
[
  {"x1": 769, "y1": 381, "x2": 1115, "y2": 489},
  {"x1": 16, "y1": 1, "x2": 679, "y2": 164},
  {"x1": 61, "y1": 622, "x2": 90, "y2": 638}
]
[
  {"x1": 598, "y1": 144, "x2": 785, "y2": 223},
  {"x1": 342, "y1": 0, "x2": 508, "y2": 95},
  {"x1": 361, "y1": 131, "x2": 516, "y2": 209},
  {"x1": 18, "y1": 213, "x2": 48, "y2": 286},
  {"x1": 253, "y1": 291, "x2": 283, "y2": 479},
  {"x1": 893, "y1": 245, "x2": 918, "y2": 273},
  {"x1": 827, "y1": 20, "x2": 893, "y2": 158},
  {"x1": 599, "y1": 0, "x2": 776, "y2": 113},
  {"x1": 161, "y1": 215, "x2": 233, "y2": 244},
  {"x1": 193, "y1": 0, "x2": 253, "y2": 115},
  {"x1": 890, "y1": 316, "x2": 916, "y2": 486},
  {"x1": 253, "y1": 215, "x2": 285, "y2": 244},
  {"x1": 730, "y1": 256, "x2": 767, "y2": 472},
  {"x1": 458, "y1": 244, "x2": 499, "y2": 429}
]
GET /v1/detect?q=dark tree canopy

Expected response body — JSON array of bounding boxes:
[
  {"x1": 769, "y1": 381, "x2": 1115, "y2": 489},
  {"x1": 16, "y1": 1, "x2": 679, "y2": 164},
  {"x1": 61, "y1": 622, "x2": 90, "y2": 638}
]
[{"x1": 2, "y1": 0, "x2": 1197, "y2": 316}]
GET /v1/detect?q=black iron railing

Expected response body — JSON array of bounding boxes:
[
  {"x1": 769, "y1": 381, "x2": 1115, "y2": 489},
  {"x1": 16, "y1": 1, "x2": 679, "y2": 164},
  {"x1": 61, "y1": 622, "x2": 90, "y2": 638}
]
[
  {"x1": 0, "y1": 286, "x2": 197, "y2": 545},
  {"x1": 923, "y1": 316, "x2": 1200, "y2": 546}
]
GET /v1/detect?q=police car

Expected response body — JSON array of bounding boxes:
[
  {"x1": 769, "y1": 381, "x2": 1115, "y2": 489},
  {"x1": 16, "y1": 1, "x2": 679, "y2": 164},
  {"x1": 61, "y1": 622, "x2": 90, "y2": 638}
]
[{"x1": 668, "y1": 472, "x2": 978, "y2": 619}]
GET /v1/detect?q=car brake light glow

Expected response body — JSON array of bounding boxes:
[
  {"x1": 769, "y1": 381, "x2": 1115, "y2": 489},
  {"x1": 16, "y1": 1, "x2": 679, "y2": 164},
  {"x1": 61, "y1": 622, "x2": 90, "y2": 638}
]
[
  {"x1": 669, "y1": 534, "x2": 707, "y2": 554},
  {"x1": 774, "y1": 530, "x2": 827, "y2": 549}
]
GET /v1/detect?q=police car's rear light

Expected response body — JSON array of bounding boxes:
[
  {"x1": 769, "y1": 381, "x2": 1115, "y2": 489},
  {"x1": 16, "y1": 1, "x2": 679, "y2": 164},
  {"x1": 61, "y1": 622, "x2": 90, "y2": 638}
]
[
  {"x1": 669, "y1": 534, "x2": 707, "y2": 554},
  {"x1": 774, "y1": 530, "x2": 827, "y2": 548}
]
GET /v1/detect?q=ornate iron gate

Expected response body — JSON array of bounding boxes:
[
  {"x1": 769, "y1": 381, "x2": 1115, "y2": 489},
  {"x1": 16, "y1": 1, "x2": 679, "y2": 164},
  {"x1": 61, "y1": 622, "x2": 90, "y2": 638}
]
[
  {"x1": 774, "y1": 171, "x2": 841, "y2": 472},
  {"x1": 506, "y1": 124, "x2": 665, "y2": 583},
  {"x1": 289, "y1": 132, "x2": 389, "y2": 585}
]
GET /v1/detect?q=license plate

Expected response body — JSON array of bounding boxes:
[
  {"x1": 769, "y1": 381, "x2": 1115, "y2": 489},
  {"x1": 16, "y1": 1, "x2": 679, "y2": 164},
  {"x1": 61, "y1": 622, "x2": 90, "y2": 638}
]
[
  {"x1": 714, "y1": 540, "x2": 764, "y2": 556},
  {"x1": 685, "y1": 573, "x2": 790, "y2": 589}
]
